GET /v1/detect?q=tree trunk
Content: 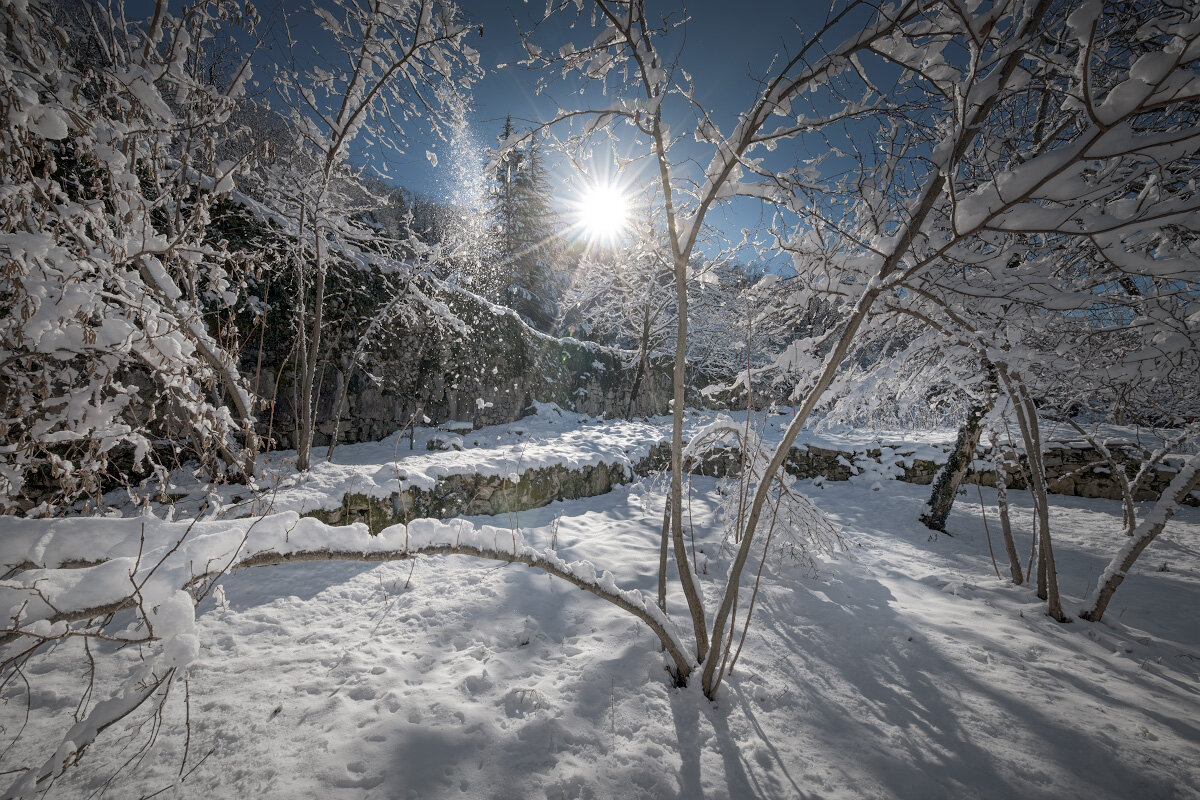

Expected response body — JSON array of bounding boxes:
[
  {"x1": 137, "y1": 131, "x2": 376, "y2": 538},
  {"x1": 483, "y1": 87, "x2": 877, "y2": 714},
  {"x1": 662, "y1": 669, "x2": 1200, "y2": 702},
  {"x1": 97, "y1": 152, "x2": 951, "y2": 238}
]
[
  {"x1": 992, "y1": 438, "x2": 1023, "y2": 584},
  {"x1": 625, "y1": 305, "x2": 652, "y2": 419},
  {"x1": 649, "y1": 98, "x2": 709, "y2": 666},
  {"x1": 921, "y1": 392, "x2": 993, "y2": 532},
  {"x1": 1082, "y1": 454, "x2": 1199, "y2": 622},
  {"x1": 325, "y1": 357, "x2": 353, "y2": 462},
  {"x1": 669, "y1": 250, "x2": 709, "y2": 661},
  {"x1": 626, "y1": 348, "x2": 648, "y2": 421},
  {"x1": 657, "y1": 494, "x2": 670, "y2": 612},
  {"x1": 297, "y1": 231, "x2": 328, "y2": 473},
  {"x1": 1023, "y1": 388, "x2": 1062, "y2": 617},
  {"x1": 1002, "y1": 369, "x2": 1067, "y2": 621}
]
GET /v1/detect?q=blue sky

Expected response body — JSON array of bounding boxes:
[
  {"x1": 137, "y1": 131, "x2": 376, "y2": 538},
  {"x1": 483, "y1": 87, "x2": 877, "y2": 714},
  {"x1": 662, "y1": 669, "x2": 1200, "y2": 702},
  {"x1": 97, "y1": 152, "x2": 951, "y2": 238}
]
[
  {"x1": 394, "y1": 1, "x2": 828, "y2": 186},
  {"x1": 365, "y1": 0, "x2": 846, "y2": 263},
  {"x1": 125, "y1": 0, "x2": 882, "y2": 264},
  {"x1": 234, "y1": 0, "x2": 863, "y2": 266}
]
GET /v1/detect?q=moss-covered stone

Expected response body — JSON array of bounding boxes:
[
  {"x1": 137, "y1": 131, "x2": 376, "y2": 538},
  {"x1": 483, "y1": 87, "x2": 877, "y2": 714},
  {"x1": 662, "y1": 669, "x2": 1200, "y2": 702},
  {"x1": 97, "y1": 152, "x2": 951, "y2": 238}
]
[{"x1": 307, "y1": 492, "x2": 395, "y2": 535}]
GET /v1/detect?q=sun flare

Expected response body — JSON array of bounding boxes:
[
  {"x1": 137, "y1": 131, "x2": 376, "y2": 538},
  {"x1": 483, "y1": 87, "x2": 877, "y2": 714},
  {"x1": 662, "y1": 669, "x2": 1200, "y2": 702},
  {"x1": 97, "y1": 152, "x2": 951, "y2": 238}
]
[{"x1": 576, "y1": 181, "x2": 630, "y2": 243}]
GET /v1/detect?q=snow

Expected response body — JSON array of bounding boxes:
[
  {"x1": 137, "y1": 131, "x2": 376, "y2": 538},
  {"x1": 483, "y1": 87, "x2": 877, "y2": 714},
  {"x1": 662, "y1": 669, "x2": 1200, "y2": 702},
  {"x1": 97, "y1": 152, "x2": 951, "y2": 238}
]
[
  {"x1": 130, "y1": 406, "x2": 966, "y2": 521},
  {"x1": 240, "y1": 408, "x2": 668, "y2": 518},
  {"x1": 99, "y1": 402, "x2": 1192, "y2": 530},
  {"x1": 4, "y1": 424, "x2": 1199, "y2": 798}
]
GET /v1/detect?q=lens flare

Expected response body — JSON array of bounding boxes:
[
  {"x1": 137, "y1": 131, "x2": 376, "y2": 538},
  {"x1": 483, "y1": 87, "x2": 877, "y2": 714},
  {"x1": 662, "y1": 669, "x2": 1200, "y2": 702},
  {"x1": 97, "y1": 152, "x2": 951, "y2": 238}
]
[{"x1": 576, "y1": 181, "x2": 630, "y2": 243}]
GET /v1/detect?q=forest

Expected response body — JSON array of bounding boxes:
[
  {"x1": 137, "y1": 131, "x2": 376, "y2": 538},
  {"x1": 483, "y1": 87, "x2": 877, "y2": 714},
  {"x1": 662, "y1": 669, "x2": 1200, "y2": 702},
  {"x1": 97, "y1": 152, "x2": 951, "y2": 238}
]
[{"x1": 0, "y1": 0, "x2": 1198, "y2": 797}]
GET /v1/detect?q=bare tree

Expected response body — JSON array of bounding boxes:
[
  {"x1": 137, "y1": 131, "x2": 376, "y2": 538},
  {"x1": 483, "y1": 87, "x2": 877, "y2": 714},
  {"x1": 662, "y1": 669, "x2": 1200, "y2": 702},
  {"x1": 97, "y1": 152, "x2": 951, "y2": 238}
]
[
  {"x1": 511, "y1": 0, "x2": 1200, "y2": 694},
  {"x1": 261, "y1": 0, "x2": 481, "y2": 471}
]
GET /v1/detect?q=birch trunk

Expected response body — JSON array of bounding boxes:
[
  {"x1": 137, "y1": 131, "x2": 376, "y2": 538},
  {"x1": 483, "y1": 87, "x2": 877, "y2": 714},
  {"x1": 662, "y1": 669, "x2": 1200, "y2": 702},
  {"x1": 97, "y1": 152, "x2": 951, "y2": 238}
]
[
  {"x1": 992, "y1": 438, "x2": 1024, "y2": 584},
  {"x1": 297, "y1": 229, "x2": 327, "y2": 473},
  {"x1": 921, "y1": 394, "x2": 993, "y2": 532},
  {"x1": 1000, "y1": 367, "x2": 1067, "y2": 621}
]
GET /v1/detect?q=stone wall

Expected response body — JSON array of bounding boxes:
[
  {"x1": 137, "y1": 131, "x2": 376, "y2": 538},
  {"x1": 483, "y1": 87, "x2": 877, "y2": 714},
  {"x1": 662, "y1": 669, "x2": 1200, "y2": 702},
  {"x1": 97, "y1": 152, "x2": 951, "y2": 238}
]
[
  {"x1": 306, "y1": 460, "x2": 634, "y2": 532},
  {"x1": 778, "y1": 441, "x2": 1196, "y2": 506},
  {"x1": 304, "y1": 438, "x2": 1195, "y2": 531},
  {"x1": 964, "y1": 443, "x2": 1191, "y2": 503}
]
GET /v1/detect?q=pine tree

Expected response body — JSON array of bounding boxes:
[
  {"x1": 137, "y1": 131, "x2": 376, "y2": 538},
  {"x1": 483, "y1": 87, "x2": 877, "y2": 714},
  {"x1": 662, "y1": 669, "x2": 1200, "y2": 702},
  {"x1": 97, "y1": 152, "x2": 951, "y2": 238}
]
[{"x1": 488, "y1": 117, "x2": 563, "y2": 331}]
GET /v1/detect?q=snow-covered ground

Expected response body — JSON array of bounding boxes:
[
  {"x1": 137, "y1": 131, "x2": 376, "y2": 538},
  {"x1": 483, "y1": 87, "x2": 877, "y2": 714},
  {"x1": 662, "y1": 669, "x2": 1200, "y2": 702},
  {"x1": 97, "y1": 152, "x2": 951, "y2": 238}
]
[{"x1": 4, "y1": 465, "x2": 1199, "y2": 798}]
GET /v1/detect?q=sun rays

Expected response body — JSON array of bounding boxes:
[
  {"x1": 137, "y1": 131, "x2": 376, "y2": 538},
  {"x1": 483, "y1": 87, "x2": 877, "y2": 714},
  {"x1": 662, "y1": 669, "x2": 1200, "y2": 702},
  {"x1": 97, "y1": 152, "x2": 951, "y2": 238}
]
[{"x1": 573, "y1": 179, "x2": 632, "y2": 245}]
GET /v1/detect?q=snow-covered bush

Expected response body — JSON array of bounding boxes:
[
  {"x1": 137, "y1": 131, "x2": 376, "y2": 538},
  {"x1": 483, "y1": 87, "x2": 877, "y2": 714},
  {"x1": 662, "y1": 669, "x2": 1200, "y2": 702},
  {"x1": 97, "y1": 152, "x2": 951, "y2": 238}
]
[{"x1": 0, "y1": 0, "x2": 263, "y2": 514}]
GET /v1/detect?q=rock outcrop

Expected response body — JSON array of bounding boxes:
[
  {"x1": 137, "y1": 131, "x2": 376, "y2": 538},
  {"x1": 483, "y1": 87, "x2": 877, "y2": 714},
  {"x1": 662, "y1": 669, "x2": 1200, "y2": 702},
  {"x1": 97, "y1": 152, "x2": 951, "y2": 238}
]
[{"x1": 249, "y1": 282, "x2": 671, "y2": 450}]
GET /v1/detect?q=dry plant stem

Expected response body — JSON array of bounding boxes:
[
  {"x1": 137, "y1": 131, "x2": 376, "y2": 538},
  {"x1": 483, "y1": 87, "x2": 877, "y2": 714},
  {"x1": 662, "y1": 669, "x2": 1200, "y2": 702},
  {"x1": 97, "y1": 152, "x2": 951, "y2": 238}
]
[
  {"x1": 179, "y1": 677, "x2": 192, "y2": 779},
  {"x1": 76, "y1": 637, "x2": 96, "y2": 723},
  {"x1": 8, "y1": 668, "x2": 176, "y2": 799},
  {"x1": 977, "y1": 480, "x2": 1002, "y2": 579},
  {"x1": 726, "y1": 489, "x2": 783, "y2": 680},
  {"x1": 657, "y1": 495, "x2": 670, "y2": 612},
  {"x1": 79, "y1": 672, "x2": 174, "y2": 798},
  {"x1": 687, "y1": 480, "x2": 698, "y2": 569}
]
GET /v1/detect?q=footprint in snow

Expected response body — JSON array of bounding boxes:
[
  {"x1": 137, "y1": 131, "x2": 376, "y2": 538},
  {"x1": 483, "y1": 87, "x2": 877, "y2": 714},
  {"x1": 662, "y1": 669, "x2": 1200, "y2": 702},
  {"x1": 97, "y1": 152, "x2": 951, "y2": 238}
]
[
  {"x1": 461, "y1": 670, "x2": 494, "y2": 695},
  {"x1": 347, "y1": 685, "x2": 376, "y2": 701},
  {"x1": 504, "y1": 687, "x2": 545, "y2": 718}
]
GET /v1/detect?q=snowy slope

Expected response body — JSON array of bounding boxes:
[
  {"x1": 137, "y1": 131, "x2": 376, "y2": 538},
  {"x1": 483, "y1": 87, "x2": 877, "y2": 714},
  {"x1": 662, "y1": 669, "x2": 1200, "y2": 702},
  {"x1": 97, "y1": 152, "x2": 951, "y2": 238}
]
[{"x1": 5, "y1": 474, "x2": 1198, "y2": 799}]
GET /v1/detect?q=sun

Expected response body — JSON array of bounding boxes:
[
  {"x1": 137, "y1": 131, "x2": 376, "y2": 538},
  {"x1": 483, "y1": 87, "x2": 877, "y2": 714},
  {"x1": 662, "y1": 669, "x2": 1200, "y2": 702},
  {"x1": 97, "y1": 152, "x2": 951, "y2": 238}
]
[{"x1": 576, "y1": 181, "x2": 631, "y2": 244}]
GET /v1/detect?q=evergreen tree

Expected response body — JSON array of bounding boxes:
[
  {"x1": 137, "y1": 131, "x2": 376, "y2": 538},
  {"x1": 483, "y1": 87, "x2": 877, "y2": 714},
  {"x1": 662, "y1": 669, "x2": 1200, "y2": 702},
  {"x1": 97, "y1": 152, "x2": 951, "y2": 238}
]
[{"x1": 487, "y1": 117, "x2": 563, "y2": 331}]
